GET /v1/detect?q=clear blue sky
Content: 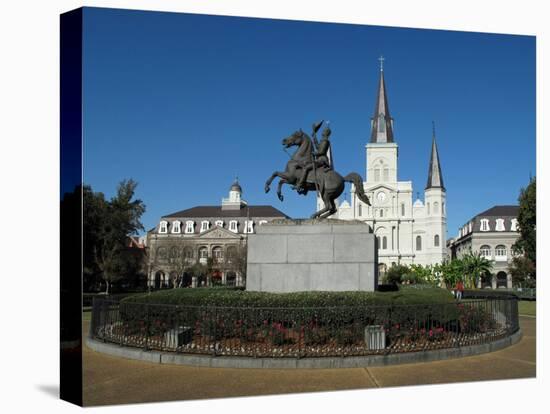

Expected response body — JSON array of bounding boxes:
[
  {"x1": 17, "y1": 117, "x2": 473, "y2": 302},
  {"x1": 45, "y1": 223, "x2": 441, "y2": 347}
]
[{"x1": 82, "y1": 7, "x2": 535, "y2": 239}]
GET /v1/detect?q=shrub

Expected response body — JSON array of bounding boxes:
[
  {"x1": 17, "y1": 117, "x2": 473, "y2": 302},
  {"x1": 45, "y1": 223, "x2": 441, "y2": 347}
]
[
  {"x1": 117, "y1": 287, "x2": 457, "y2": 342},
  {"x1": 122, "y1": 286, "x2": 454, "y2": 309},
  {"x1": 385, "y1": 264, "x2": 410, "y2": 284}
]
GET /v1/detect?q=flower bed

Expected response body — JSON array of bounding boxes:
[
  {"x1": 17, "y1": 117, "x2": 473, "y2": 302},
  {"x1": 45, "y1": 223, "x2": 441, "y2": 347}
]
[{"x1": 91, "y1": 292, "x2": 518, "y2": 358}]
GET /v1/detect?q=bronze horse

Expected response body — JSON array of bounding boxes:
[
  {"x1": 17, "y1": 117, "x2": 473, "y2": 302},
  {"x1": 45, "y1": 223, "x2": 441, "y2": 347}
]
[{"x1": 265, "y1": 129, "x2": 371, "y2": 219}]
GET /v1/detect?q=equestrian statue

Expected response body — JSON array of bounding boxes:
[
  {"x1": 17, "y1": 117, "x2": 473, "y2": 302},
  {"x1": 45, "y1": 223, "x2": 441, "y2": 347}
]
[{"x1": 264, "y1": 120, "x2": 371, "y2": 219}]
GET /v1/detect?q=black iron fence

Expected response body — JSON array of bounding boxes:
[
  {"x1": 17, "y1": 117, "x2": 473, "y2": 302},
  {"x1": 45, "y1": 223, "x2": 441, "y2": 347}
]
[{"x1": 90, "y1": 296, "x2": 519, "y2": 358}]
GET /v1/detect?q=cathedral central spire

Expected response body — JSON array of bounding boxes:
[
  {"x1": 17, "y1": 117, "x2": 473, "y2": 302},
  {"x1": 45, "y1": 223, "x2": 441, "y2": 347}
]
[
  {"x1": 370, "y1": 58, "x2": 394, "y2": 143},
  {"x1": 426, "y1": 122, "x2": 445, "y2": 191}
]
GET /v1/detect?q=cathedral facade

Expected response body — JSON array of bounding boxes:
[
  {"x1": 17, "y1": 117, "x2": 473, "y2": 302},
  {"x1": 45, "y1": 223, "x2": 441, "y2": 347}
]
[{"x1": 325, "y1": 64, "x2": 447, "y2": 269}]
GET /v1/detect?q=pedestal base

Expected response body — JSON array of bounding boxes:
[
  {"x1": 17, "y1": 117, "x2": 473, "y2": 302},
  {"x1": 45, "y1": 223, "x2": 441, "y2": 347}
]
[{"x1": 246, "y1": 219, "x2": 378, "y2": 292}]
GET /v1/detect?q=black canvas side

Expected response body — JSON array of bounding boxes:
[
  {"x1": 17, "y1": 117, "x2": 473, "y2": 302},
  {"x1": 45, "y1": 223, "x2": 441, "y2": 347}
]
[{"x1": 60, "y1": 7, "x2": 83, "y2": 407}]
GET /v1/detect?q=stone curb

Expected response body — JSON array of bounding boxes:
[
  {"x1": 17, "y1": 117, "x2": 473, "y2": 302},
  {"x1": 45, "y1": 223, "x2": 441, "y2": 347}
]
[{"x1": 86, "y1": 329, "x2": 522, "y2": 369}]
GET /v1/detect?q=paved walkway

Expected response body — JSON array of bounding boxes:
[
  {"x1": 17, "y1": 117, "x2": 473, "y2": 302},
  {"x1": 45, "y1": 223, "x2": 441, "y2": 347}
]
[{"x1": 83, "y1": 316, "x2": 536, "y2": 406}]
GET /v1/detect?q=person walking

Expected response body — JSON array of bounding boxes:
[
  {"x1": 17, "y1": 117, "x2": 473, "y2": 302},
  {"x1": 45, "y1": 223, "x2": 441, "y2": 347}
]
[{"x1": 456, "y1": 279, "x2": 464, "y2": 300}]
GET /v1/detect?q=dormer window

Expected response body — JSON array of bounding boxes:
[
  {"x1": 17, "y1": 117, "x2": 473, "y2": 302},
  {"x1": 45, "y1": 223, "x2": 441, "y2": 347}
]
[
  {"x1": 229, "y1": 220, "x2": 238, "y2": 233},
  {"x1": 185, "y1": 221, "x2": 194, "y2": 234},
  {"x1": 200, "y1": 221, "x2": 210, "y2": 233},
  {"x1": 495, "y1": 219, "x2": 505, "y2": 231},
  {"x1": 159, "y1": 221, "x2": 168, "y2": 234},
  {"x1": 511, "y1": 218, "x2": 518, "y2": 231},
  {"x1": 215, "y1": 220, "x2": 224, "y2": 228},
  {"x1": 468, "y1": 222, "x2": 472, "y2": 233},
  {"x1": 244, "y1": 220, "x2": 254, "y2": 234},
  {"x1": 171, "y1": 220, "x2": 181, "y2": 234},
  {"x1": 480, "y1": 219, "x2": 490, "y2": 232}
]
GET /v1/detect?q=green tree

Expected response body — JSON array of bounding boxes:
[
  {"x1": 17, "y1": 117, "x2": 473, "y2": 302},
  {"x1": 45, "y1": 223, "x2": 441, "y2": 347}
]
[
  {"x1": 83, "y1": 185, "x2": 107, "y2": 290},
  {"x1": 85, "y1": 179, "x2": 146, "y2": 294},
  {"x1": 408, "y1": 264, "x2": 436, "y2": 285},
  {"x1": 513, "y1": 177, "x2": 536, "y2": 277},
  {"x1": 509, "y1": 255, "x2": 536, "y2": 288},
  {"x1": 462, "y1": 251, "x2": 493, "y2": 289},
  {"x1": 439, "y1": 258, "x2": 465, "y2": 288}
]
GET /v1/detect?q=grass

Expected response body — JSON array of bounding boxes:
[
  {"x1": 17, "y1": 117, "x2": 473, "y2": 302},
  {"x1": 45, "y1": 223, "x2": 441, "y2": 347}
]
[{"x1": 518, "y1": 300, "x2": 536, "y2": 316}]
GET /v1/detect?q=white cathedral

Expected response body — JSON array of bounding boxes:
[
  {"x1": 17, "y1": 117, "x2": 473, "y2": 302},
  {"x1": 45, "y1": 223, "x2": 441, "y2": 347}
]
[{"x1": 321, "y1": 62, "x2": 447, "y2": 269}]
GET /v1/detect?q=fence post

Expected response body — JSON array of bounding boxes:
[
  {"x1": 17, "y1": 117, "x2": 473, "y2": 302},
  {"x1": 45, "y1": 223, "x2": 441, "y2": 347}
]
[
  {"x1": 298, "y1": 309, "x2": 303, "y2": 359},
  {"x1": 175, "y1": 305, "x2": 180, "y2": 353},
  {"x1": 89, "y1": 297, "x2": 96, "y2": 339},
  {"x1": 212, "y1": 307, "x2": 217, "y2": 357},
  {"x1": 119, "y1": 302, "x2": 124, "y2": 346},
  {"x1": 144, "y1": 303, "x2": 150, "y2": 351},
  {"x1": 101, "y1": 299, "x2": 107, "y2": 343}
]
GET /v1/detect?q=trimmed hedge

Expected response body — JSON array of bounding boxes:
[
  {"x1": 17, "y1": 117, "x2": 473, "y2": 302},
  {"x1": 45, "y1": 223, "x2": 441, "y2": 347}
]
[
  {"x1": 122, "y1": 286, "x2": 455, "y2": 308},
  {"x1": 463, "y1": 289, "x2": 519, "y2": 300}
]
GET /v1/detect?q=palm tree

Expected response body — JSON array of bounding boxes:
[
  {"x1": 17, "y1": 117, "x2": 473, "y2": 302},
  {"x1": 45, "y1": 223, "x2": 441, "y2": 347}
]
[{"x1": 462, "y1": 251, "x2": 493, "y2": 289}]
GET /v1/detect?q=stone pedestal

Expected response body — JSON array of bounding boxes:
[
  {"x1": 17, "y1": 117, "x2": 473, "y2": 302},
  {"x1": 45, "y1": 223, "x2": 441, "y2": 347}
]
[{"x1": 246, "y1": 219, "x2": 378, "y2": 292}]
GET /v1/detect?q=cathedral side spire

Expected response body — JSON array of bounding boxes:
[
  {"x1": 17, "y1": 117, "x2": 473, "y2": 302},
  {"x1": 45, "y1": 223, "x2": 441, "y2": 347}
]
[
  {"x1": 426, "y1": 122, "x2": 445, "y2": 191},
  {"x1": 370, "y1": 57, "x2": 394, "y2": 143}
]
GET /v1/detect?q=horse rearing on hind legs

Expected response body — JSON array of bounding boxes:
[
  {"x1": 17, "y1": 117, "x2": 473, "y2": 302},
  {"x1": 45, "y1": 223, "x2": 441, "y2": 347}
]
[{"x1": 264, "y1": 128, "x2": 371, "y2": 219}]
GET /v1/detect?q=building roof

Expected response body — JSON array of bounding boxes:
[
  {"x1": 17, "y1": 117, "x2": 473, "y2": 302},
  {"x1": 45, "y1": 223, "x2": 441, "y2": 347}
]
[
  {"x1": 426, "y1": 128, "x2": 445, "y2": 191},
  {"x1": 162, "y1": 205, "x2": 289, "y2": 219},
  {"x1": 452, "y1": 205, "x2": 520, "y2": 243},
  {"x1": 370, "y1": 68, "x2": 394, "y2": 143},
  {"x1": 476, "y1": 205, "x2": 519, "y2": 218}
]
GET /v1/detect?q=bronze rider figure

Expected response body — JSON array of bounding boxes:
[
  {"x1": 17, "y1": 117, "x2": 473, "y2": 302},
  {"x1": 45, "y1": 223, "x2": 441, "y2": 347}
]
[{"x1": 296, "y1": 122, "x2": 332, "y2": 192}]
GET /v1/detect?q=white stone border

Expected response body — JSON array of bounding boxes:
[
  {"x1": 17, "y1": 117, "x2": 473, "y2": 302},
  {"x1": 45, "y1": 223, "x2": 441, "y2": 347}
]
[{"x1": 86, "y1": 329, "x2": 522, "y2": 369}]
